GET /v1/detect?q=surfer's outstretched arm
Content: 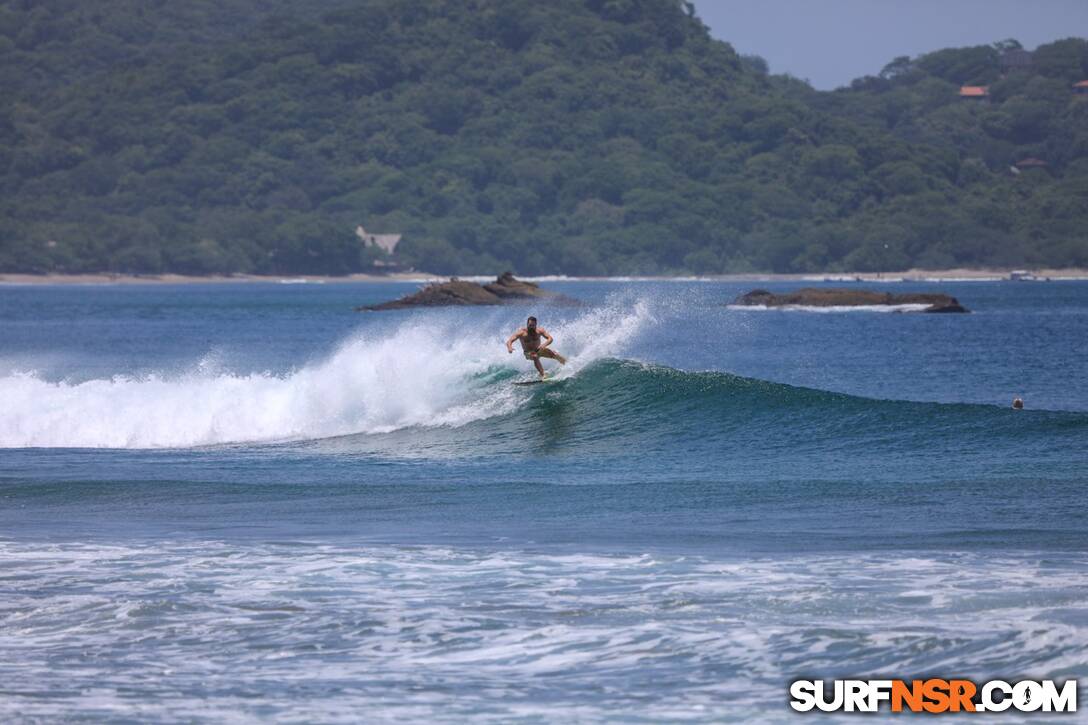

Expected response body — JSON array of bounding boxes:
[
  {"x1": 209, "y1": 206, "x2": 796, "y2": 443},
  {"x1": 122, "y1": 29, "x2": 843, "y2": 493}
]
[{"x1": 505, "y1": 328, "x2": 523, "y2": 353}]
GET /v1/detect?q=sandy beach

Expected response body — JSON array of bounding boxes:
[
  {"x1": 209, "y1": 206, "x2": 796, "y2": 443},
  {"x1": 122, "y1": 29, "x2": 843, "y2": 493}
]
[
  {"x1": 2, "y1": 268, "x2": 1087, "y2": 286},
  {"x1": 0, "y1": 272, "x2": 439, "y2": 286}
]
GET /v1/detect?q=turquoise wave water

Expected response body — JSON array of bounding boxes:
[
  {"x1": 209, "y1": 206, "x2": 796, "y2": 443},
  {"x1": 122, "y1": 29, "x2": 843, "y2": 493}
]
[{"x1": 309, "y1": 358, "x2": 1088, "y2": 477}]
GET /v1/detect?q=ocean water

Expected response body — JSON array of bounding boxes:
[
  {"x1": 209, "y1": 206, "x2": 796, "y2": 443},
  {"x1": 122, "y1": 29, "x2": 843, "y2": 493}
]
[{"x1": 1, "y1": 279, "x2": 1087, "y2": 721}]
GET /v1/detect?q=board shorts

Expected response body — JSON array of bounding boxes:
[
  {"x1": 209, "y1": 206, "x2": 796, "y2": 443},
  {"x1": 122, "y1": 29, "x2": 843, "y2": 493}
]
[{"x1": 524, "y1": 350, "x2": 537, "y2": 359}]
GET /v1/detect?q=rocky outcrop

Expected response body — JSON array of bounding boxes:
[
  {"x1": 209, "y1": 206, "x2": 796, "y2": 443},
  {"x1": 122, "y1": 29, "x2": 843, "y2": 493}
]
[
  {"x1": 480, "y1": 271, "x2": 551, "y2": 300},
  {"x1": 357, "y1": 272, "x2": 576, "y2": 311},
  {"x1": 731, "y1": 288, "x2": 969, "y2": 313}
]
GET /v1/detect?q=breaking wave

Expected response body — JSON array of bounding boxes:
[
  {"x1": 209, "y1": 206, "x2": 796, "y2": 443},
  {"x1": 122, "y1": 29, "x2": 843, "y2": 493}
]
[
  {"x1": 0, "y1": 302, "x2": 652, "y2": 448},
  {"x1": 2, "y1": 296, "x2": 1085, "y2": 452}
]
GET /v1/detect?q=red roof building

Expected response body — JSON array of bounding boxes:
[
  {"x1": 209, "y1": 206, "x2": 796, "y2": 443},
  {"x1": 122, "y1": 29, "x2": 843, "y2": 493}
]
[{"x1": 959, "y1": 85, "x2": 989, "y2": 98}]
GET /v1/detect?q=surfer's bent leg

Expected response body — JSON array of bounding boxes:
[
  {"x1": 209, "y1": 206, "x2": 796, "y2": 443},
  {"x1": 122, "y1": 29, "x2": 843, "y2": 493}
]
[
  {"x1": 537, "y1": 348, "x2": 566, "y2": 365},
  {"x1": 524, "y1": 350, "x2": 545, "y2": 376}
]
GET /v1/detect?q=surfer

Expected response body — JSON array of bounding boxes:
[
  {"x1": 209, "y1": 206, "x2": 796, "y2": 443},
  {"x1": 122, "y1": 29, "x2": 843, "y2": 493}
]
[{"x1": 506, "y1": 316, "x2": 566, "y2": 378}]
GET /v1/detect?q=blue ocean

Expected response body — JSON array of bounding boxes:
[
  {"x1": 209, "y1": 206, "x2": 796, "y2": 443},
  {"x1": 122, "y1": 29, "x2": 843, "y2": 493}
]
[{"x1": 2, "y1": 279, "x2": 1087, "y2": 721}]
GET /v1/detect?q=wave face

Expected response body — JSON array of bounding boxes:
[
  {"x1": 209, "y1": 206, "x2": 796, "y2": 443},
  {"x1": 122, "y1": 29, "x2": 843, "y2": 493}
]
[{"x1": 374, "y1": 357, "x2": 1088, "y2": 470}]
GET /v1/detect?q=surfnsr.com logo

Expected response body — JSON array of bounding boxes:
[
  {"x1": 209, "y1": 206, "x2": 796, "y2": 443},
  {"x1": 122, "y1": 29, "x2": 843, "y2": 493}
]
[{"x1": 789, "y1": 679, "x2": 1077, "y2": 713}]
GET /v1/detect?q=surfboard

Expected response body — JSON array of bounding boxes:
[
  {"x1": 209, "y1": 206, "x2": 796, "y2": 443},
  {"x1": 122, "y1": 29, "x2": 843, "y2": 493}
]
[{"x1": 513, "y1": 378, "x2": 553, "y2": 386}]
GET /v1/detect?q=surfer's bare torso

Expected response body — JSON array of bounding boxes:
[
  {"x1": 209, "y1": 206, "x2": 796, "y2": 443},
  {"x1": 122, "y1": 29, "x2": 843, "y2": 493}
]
[{"x1": 516, "y1": 327, "x2": 544, "y2": 354}]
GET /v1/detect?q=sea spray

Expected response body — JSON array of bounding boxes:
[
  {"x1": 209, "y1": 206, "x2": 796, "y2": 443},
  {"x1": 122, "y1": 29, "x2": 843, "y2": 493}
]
[{"x1": 0, "y1": 300, "x2": 656, "y2": 449}]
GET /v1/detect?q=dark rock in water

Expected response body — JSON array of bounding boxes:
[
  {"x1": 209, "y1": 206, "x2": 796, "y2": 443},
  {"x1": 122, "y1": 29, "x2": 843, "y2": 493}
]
[
  {"x1": 731, "y1": 288, "x2": 969, "y2": 313},
  {"x1": 481, "y1": 271, "x2": 548, "y2": 300},
  {"x1": 357, "y1": 272, "x2": 576, "y2": 311}
]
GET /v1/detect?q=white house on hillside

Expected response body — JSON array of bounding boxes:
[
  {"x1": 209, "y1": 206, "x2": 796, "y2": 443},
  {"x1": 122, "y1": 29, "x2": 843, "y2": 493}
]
[{"x1": 355, "y1": 225, "x2": 402, "y2": 255}]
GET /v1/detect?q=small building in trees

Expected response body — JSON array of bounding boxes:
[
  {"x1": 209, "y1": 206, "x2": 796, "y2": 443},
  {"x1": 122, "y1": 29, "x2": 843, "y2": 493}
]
[
  {"x1": 959, "y1": 85, "x2": 990, "y2": 99},
  {"x1": 1000, "y1": 48, "x2": 1033, "y2": 71},
  {"x1": 355, "y1": 225, "x2": 402, "y2": 255},
  {"x1": 1074, "y1": 80, "x2": 1088, "y2": 95}
]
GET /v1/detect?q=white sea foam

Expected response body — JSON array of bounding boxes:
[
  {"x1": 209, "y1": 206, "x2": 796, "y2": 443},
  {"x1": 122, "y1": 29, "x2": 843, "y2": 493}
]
[
  {"x1": 2, "y1": 542, "x2": 1085, "y2": 722},
  {"x1": 0, "y1": 301, "x2": 655, "y2": 449}
]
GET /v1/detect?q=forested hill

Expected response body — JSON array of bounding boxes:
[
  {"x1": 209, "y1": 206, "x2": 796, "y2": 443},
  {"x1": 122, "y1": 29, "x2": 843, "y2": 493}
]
[{"x1": 2, "y1": 0, "x2": 1087, "y2": 276}]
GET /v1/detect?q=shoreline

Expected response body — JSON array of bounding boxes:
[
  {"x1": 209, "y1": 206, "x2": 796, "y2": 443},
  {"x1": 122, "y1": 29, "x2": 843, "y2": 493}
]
[{"x1": 1, "y1": 268, "x2": 1087, "y2": 286}]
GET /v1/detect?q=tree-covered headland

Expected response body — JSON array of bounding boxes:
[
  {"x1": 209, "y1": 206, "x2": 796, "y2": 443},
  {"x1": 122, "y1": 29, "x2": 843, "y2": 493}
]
[{"x1": 2, "y1": 0, "x2": 1087, "y2": 275}]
